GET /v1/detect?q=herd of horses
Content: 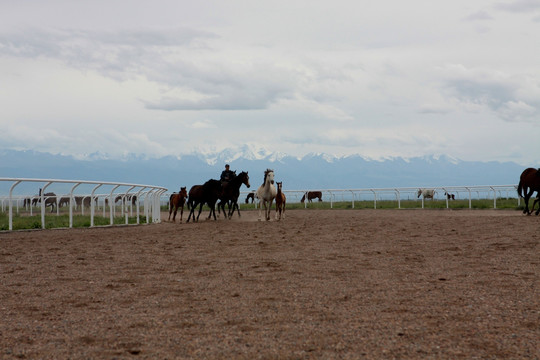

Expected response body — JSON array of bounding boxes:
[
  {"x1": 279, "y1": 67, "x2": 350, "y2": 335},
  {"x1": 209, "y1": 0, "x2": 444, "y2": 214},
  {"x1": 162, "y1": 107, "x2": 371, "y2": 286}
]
[
  {"x1": 23, "y1": 190, "x2": 137, "y2": 213},
  {"x1": 20, "y1": 167, "x2": 540, "y2": 221},
  {"x1": 167, "y1": 169, "x2": 289, "y2": 222},
  {"x1": 167, "y1": 167, "x2": 540, "y2": 223}
]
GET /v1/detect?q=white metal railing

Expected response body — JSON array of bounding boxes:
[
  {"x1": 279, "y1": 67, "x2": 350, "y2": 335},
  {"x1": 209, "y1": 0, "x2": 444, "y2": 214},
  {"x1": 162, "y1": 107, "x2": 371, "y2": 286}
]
[
  {"x1": 238, "y1": 185, "x2": 520, "y2": 210},
  {"x1": 1, "y1": 178, "x2": 167, "y2": 231}
]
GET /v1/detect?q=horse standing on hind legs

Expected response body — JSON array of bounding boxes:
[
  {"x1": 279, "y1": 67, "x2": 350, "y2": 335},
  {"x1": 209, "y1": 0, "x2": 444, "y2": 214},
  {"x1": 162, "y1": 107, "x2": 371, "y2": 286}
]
[
  {"x1": 256, "y1": 169, "x2": 277, "y2": 221},
  {"x1": 517, "y1": 167, "x2": 540, "y2": 215},
  {"x1": 168, "y1": 186, "x2": 188, "y2": 222},
  {"x1": 275, "y1": 181, "x2": 286, "y2": 220}
]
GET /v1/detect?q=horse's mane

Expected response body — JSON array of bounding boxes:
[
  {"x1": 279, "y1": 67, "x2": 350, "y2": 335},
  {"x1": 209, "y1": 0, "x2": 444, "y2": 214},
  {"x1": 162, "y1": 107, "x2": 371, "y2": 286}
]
[{"x1": 262, "y1": 169, "x2": 274, "y2": 186}]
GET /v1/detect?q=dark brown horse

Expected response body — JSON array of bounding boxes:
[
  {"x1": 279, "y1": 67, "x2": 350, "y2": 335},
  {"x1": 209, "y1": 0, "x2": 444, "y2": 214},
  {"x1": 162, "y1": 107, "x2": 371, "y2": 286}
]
[
  {"x1": 168, "y1": 187, "x2": 188, "y2": 222},
  {"x1": 275, "y1": 181, "x2": 286, "y2": 220},
  {"x1": 245, "y1": 192, "x2": 255, "y2": 204},
  {"x1": 186, "y1": 179, "x2": 222, "y2": 222},
  {"x1": 218, "y1": 171, "x2": 250, "y2": 219},
  {"x1": 38, "y1": 188, "x2": 57, "y2": 212},
  {"x1": 58, "y1": 196, "x2": 70, "y2": 208},
  {"x1": 300, "y1": 191, "x2": 322, "y2": 203},
  {"x1": 115, "y1": 194, "x2": 137, "y2": 206},
  {"x1": 517, "y1": 168, "x2": 540, "y2": 215},
  {"x1": 75, "y1": 196, "x2": 97, "y2": 209}
]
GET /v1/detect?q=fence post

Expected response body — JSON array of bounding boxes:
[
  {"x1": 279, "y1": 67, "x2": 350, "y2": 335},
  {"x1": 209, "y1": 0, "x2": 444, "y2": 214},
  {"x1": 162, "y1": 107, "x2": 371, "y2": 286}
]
[{"x1": 8, "y1": 181, "x2": 22, "y2": 231}]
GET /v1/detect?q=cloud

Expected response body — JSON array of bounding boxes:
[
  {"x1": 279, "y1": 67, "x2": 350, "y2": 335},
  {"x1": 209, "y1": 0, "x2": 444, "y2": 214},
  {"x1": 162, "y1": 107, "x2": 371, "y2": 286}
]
[
  {"x1": 462, "y1": 11, "x2": 494, "y2": 21},
  {"x1": 495, "y1": 0, "x2": 540, "y2": 13},
  {"x1": 439, "y1": 64, "x2": 539, "y2": 122}
]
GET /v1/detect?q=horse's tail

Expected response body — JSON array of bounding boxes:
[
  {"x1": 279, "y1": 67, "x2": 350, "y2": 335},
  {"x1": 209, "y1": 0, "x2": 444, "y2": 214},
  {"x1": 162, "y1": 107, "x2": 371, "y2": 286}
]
[{"x1": 517, "y1": 179, "x2": 524, "y2": 198}]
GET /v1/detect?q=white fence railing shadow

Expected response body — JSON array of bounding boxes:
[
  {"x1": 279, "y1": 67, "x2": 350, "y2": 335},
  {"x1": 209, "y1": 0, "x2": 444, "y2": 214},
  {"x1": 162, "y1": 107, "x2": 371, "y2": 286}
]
[{"x1": 1, "y1": 178, "x2": 167, "y2": 231}]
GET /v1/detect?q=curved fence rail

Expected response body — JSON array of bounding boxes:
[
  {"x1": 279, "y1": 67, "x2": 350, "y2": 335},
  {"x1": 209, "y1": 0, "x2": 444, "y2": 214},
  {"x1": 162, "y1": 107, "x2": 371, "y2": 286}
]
[
  {"x1": 239, "y1": 185, "x2": 520, "y2": 209},
  {"x1": 1, "y1": 178, "x2": 167, "y2": 231}
]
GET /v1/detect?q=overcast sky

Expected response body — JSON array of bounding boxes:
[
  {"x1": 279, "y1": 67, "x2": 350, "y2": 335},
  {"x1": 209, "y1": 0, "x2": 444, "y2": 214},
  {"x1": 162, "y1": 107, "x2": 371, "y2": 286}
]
[{"x1": 1, "y1": 0, "x2": 539, "y2": 165}]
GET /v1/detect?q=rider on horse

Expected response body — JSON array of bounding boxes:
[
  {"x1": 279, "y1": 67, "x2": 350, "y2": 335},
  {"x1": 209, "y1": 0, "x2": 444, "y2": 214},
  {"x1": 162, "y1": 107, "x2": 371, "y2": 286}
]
[{"x1": 220, "y1": 164, "x2": 235, "y2": 184}]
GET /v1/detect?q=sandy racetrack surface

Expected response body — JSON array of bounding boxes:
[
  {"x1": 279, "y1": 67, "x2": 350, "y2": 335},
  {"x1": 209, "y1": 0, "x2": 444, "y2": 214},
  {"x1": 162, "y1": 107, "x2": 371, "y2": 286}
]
[{"x1": 1, "y1": 209, "x2": 538, "y2": 359}]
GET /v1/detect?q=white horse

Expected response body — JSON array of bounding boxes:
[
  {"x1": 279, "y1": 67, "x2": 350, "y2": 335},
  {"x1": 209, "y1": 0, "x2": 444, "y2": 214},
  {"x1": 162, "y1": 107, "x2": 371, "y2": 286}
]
[
  {"x1": 256, "y1": 169, "x2": 277, "y2": 221},
  {"x1": 417, "y1": 188, "x2": 436, "y2": 199}
]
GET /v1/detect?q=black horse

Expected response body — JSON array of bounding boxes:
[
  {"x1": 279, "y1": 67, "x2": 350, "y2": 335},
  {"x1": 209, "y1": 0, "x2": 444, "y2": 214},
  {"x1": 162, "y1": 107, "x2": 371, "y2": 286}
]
[
  {"x1": 245, "y1": 192, "x2": 255, "y2": 204},
  {"x1": 517, "y1": 168, "x2": 540, "y2": 215},
  {"x1": 186, "y1": 179, "x2": 222, "y2": 222},
  {"x1": 38, "y1": 188, "x2": 57, "y2": 212},
  {"x1": 217, "y1": 171, "x2": 250, "y2": 219}
]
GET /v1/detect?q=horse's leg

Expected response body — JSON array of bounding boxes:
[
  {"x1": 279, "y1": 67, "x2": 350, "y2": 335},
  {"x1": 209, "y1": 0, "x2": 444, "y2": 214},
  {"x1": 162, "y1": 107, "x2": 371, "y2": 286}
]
[
  {"x1": 209, "y1": 203, "x2": 217, "y2": 220},
  {"x1": 523, "y1": 189, "x2": 532, "y2": 215},
  {"x1": 179, "y1": 205, "x2": 184, "y2": 222},
  {"x1": 266, "y1": 199, "x2": 273, "y2": 221},
  {"x1": 196, "y1": 203, "x2": 204, "y2": 221},
  {"x1": 531, "y1": 194, "x2": 540, "y2": 215},
  {"x1": 168, "y1": 202, "x2": 173, "y2": 221},
  {"x1": 173, "y1": 206, "x2": 178, "y2": 221},
  {"x1": 186, "y1": 201, "x2": 195, "y2": 222}
]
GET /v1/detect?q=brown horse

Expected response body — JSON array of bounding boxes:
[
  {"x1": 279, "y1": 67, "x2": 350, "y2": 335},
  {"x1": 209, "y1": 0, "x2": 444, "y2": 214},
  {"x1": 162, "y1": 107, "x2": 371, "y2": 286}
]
[
  {"x1": 300, "y1": 191, "x2": 322, "y2": 203},
  {"x1": 275, "y1": 182, "x2": 286, "y2": 220},
  {"x1": 517, "y1": 168, "x2": 540, "y2": 215},
  {"x1": 168, "y1": 187, "x2": 188, "y2": 222}
]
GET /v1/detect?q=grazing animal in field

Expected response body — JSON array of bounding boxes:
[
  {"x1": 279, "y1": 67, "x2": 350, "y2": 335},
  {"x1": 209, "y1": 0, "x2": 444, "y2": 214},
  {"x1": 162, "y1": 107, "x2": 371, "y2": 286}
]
[
  {"x1": 256, "y1": 169, "x2": 277, "y2": 221},
  {"x1": 58, "y1": 196, "x2": 70, "y2": 208},
  {"x1": 517, "y1": 167, "x2": 540, "y2": 215},
  {"x1": 444, "y1": 192, "x2": 455, "y2": 200},
  {"x1": 38, "y1": 188, "x2": 57, "y2": 212},
  {"x1": 275, "y1": 181, "x2": 286, "y2": 220},
  {"x1": 115, "y1": 194, "x2": 137, "y2": 206},
  {"x1": 417, "y1": 188, "x2": 435, "y2": 200},
  {"x1": 75, "y1": 196, "x2": 97, "y2": 209},
  {"x1": 300, "y1": 191, "x2": 322, "y2": 203},
  {"x1": 186, "y1": 179, "x2": 222, "y2": 222},
  {"x1": 23, "y1": 197, "x2": 33, "y2": 208},
  {"x1": 168, "y1": 187, "x2": 188, "y2": 222},
  {"x1": 218, "y1": 171, "x2": 250, "y2": 219},
  {"x1": 245, "y1": 192, "x2": 255, "y2": 204}
]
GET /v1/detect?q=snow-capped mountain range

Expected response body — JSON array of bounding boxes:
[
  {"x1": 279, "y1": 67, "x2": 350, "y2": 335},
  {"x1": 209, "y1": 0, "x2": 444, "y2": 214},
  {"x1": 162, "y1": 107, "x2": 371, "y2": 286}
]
[{"x1": 0, "y1": 148, "x2": 527, "y2": 193}]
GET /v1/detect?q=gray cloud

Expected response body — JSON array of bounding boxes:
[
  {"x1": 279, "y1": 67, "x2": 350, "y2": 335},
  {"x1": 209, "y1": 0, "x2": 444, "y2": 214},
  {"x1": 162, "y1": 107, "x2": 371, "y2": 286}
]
[
  {"x1": 495, "y1": 0, "x2": 540, "y2": 13},
  {"x1": 462, "y1": 11, "x2": 494, "y2": 21},
  {"x1": 441, "y1": 66, "x2": 539, "y2": 122}
]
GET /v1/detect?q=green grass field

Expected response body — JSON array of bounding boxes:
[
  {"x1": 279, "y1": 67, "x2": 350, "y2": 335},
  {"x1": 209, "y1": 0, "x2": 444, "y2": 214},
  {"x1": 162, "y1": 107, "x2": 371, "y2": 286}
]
[{"x1": 0, "y1": 198, "x2": 524, "y2": 231}]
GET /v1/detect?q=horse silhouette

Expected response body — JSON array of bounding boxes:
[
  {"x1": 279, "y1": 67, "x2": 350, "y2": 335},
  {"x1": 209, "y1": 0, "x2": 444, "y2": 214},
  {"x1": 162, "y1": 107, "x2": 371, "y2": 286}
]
[
  {"x1": 517, "y1": 168, "x2": 540, "y2": 215},
  {"x1": 186, "y1": 180, "x2": 222, "y2": 222}
]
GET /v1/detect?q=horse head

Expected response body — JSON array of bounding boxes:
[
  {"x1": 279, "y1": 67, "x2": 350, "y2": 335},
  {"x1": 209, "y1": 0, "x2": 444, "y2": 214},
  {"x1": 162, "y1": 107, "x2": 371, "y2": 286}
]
[
  {"x1": 179, "y1": 186, "x2": 187, "y2": 197},
  {"x1": 263, "y1": 169, "x2": 275, "y2": 185},
  {"x1": 417, "y1": 189, "x2": 422, "y2": 198},
  {"x1": 239, "y1": 171, "x2": 250, "y2": 188}
]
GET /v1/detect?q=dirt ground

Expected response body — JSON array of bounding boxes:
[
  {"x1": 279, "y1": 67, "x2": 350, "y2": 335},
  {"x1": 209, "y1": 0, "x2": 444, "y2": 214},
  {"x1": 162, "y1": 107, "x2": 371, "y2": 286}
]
[{"x1": 0, "y1": 209, "x2": 538, "y2": 359}]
